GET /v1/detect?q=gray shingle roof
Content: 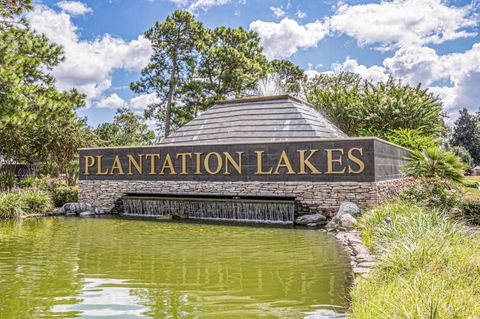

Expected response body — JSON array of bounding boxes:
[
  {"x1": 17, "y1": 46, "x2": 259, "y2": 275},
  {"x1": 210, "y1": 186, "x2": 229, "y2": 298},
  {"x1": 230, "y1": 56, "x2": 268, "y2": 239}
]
[{"x1": 161, "y1": 95, "x2": 347, "y2": 145}]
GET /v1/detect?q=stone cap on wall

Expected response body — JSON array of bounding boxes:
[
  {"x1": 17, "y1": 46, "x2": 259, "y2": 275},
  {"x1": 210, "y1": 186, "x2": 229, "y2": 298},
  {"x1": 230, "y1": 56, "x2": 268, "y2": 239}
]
[{"x1": 160, "y1": 95, "x2": 347, "y2": 145}]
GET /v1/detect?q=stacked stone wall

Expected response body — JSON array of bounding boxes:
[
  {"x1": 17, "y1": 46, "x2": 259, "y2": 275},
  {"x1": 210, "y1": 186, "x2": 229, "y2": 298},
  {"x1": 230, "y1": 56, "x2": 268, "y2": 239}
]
[{"x1": 79, "y1": 180, "x2": 400, "y2": 217}]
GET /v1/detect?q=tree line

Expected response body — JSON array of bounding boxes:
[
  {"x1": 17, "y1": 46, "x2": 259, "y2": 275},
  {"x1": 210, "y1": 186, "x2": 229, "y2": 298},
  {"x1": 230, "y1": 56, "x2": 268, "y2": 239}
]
[{"x1": 1, "y1": 1, "x2": 477, "y2": 179}]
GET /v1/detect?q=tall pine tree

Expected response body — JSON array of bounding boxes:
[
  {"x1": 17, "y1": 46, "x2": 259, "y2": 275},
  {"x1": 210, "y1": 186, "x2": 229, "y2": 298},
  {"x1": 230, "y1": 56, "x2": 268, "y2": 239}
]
[{"x1": 450, "y1": 108, "x2": 480, "y2": 165}]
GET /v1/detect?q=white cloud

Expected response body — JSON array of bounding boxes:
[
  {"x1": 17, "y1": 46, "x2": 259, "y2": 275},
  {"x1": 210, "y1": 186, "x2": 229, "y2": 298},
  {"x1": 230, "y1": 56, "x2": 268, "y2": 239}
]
[
  {"x1": 97, "y1": 93, "x2": 127, "y2": 109},
  {"x1": 331, "y1": 57, "x2": 389, "y2": 83},
  {"x1": 328, "y1": 43, "x2": 480, "y2": 117},
  {"x1": 250, "y1": 18, "x2": 329, "y2": 59},
  {"x1": 383, "y1": 46, "x2": 439, "y2": 85},
  {"x1": 27, "y1": 5, "x2": 152, "y2": 105},
  {"x1": 330, "y1": 0, "x2": 477, "y2": 49},
  {"x1": 57, "y1": 1, "x2": 92, "y2": 16},
  {"x1": 169, "y1": 0, "x2": 231, "y2": 12},
  {"x1": 296, "y1": 10, "x2": 306, "y2": 19},
  {"x1": 129, "y1": 93, "x2": 161, "y2": 110},
  {"x1": 270, "y1": 6, "x2": 286, "y2": 18}
]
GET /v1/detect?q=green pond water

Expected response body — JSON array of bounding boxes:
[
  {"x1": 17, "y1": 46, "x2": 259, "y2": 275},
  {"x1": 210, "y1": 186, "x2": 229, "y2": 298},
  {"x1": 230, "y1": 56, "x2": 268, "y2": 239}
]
[{"x1": 0, "y1": 217, "x2": 352, "y2": 319}]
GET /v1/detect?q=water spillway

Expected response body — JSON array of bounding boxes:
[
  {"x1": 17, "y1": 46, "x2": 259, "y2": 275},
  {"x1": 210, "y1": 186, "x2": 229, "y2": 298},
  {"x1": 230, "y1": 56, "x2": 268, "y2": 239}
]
[{"x1": 121, "y1": 193, "x2": 295, "y2": 224}]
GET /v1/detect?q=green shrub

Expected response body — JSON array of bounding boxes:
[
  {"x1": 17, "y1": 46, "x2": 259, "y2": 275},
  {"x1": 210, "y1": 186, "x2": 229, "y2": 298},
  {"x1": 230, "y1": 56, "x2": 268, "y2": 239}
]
[
  {"x1": 0, "y1": 171, "x2": 16, "y2": 192},
  {"x1": 51, "y1": 186, "x2": 78, "y2": 207},
  {"x1": 38, "y1": 162, "x2": 59, "y2": 176},
  {"x1": 460, "y1": 196, "x2": 480, "y2": 225},
  {"x1": 0, "y1": 192, "x2": 24, "y2": 218},
  {"x1": 19, "y1": 176, "x2": 35, "y2": 188},
  {"x1": 20, "y1": 189, "x2": 53, "y2": 215},
  {"x1": 450, "y1": 145, "x2": 475, "y2": 169},
  {"x1": 396, "y1": 177, "x2": 461, "y2": 211},
  {"x1": 32, "y1": 177, "x2": 76, "y2": 207},
  {"x1": 403, "y1": 147, "x2": 466, "y2": 182},
  {"x1": 384, "y1": 128, "x2": 440, "y2": 151},
  {"x1": 350, "y1": 201, "x2": 480, "y2": 319}
]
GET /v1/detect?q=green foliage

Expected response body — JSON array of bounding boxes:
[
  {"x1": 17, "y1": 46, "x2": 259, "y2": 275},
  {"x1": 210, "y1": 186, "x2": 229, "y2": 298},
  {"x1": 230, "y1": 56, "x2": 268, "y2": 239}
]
[
  {"x1": 403, "y1": 147, "x2": 466, "y2": 182},
  {"x1": 305, "y1": 72, "x2": 364, "y2": 136},
  {"x1": 131, "y1": 11, "x2": 268, "y2": 136},
  {"x1": 19, "y1": 175, "x2": 35, "y2": 188},
  {"x1": 20, "y1": 189, "x2": 53, "y2": 215},
  {"x1": 384, "y1": 128, "x2": 440, "y2": 151},
  {"x1": 38, "y1": 162, "x2": 59, "y2": 177},
  {"x1": 64, "y1": 158, "x2": 79, "y2": 186},
  {"x1": 305, "y1": 72, "x2": 446, "y2": 138},
  {"x1": 94, "y1": 108, "x2": 156, "y2": 146},
  {"x1": 460, "y1": 196, "x2": 480, "y2": 225},
  {"x1": 0, "y1": 192, "x2": 24, "y2": 218},
  {"x1": 35, "y1": 177, "x2": 77, "y2": 207},
  {"x1": 0, "y1": 188, "x2": 54, "y2": 218},
  {"x1": 27, "y1": 176, "x2": 77, "y2": 207},
  {"x1": 0, "y1": 0, "x2": 94, "y2": 169},
  {"x1": 350, "y1": 201, "x2": 480, "y2": 319},
  {"x1": 450, "y1": 108, "x2": 480, "y2": 165},
  {"x1": 397, "y1": 177, "x2": 460, "y2": 211},
  {"x1": 0, "y1": 170, "x2": 16, "y2": 192},
  {"x1": 50, "y1": 186, "x2": 78, "y2": 207},
  {"x1": 267, "y1": 59, "x2": 306, "y2": 95},
  {"x1": 131, "y1": 10, "x2": 203, "y2": 136},
  {"x1": 450, "y1": 145, "x2": 475, "y2": 168}
]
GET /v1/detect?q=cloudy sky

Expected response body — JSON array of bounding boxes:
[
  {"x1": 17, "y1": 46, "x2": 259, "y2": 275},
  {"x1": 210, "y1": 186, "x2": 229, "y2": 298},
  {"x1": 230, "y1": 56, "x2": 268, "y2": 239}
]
[{"x1": 28, "y1": 0, "x2": 480, "y2": 127}]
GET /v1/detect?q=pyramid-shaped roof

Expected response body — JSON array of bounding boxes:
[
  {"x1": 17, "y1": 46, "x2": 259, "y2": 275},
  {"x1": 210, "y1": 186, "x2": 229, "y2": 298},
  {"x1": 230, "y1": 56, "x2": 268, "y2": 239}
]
[{"x1": 161, "y1": 95, "x2": 347, "y2": 145}]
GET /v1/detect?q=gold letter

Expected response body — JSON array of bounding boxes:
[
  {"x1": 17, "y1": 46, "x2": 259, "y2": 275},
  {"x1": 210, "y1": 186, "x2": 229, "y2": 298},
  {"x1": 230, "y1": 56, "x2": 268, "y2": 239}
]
[
  {"x1": 297, "y1": 150, "x2": 321, "y2": 174},
  {"x1": 96, "y1": 155, "x2": 109, "y2": 175},
  {"x1": 145, "y1": 154, "x2": 160, "y2": 175},
  {"x1": 176, "y1": 153, "x2": 192, "y2": 175},
  {"x1": 160, "y1": 154, "x2": 176, "y2": 175},
  {"x1": 348, "y1": 148, "x2": 365, "y2": 174},
  {"x1": 326, "y1": 148, "x2": 346, "y2": 174},
  {"x1": 255, "y1": 151, "x2": 273, "y2": 175},
  {"x1": 204, "y1": 152, "x2": 223, "y2": 175},
  {"x1": 127, "y1": 154, "x2": 143, "y2": 175},
  {"x1": 84, "y1": 156, "x2": 95, "y2": 175},
  {"x1": 273, "y1": 151, "x2": 295, "y2": 175},
  {"x1": 223, "y1": 152, "x2": 243, "y2": 175},
  {"x1": 110, "y1": 155, "x2": 125, "y2": 175},
  {"x1": 194, "y1": 152, "x2": 202, "y2": 174}
]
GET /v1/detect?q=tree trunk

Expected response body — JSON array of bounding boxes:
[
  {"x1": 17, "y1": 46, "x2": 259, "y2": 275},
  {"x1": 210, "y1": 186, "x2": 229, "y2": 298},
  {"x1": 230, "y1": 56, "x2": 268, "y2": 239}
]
[{"x1": 165, "y1": 58, "x2": 177, "y2": 137}]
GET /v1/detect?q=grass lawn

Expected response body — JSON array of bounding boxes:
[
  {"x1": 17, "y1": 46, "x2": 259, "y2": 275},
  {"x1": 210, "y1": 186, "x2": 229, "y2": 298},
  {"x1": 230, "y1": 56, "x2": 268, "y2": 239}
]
[{"x1": 461, "y1": 176, "x2": 480, "y2": 200}]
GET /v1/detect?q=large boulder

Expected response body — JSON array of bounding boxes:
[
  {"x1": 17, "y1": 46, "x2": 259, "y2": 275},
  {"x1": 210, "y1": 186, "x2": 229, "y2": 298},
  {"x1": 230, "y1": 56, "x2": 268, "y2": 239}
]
[
  {"x1": 340, "y1": 214, "x2": 357, "y2": 229},
  {"x1": 333, "y1": 202, "x2": 359, "y2": 221},
  {"x1": 295, "y1": 213, "x2": 327, "y2": 226},
  {"x1": 79, "y1": 211, "x2": 95, "y2": 217},
  {"x1": 62, "y1": 202, "x2": 93, "y2": 216}
]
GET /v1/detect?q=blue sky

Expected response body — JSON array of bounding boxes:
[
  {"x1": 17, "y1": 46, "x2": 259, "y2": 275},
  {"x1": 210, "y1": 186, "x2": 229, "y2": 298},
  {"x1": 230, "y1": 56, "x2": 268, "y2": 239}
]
[{"x1": 28, "y1": 0, "x2": 480, "y2": 128}]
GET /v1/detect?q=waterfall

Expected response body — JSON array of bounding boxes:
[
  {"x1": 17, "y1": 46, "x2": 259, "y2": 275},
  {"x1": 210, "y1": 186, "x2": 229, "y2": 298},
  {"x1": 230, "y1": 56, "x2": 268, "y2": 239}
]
[{"x1": 122, "y1": 196, "x2": 295, "y2": 224}]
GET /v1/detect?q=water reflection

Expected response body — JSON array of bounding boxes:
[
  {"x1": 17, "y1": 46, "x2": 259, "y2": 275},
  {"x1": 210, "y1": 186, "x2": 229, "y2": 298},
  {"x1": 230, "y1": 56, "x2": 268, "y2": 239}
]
[
  {"x1": 53, "y1": 278, "x2": 150, "y2": 318},
  {"x1": 0, "y1": 218, "x2": 352, "y2": 318}
]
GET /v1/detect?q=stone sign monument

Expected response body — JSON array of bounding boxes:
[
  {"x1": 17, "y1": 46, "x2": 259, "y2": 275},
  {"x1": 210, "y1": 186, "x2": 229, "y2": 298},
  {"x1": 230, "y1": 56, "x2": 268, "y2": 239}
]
[{"x1": 78, "y1": 95, "x2": 409, "y2": 220}]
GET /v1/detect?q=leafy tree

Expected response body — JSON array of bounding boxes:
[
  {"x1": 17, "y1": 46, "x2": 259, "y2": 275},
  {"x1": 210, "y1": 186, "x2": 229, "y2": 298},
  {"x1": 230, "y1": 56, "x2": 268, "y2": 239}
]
[
  {"x1": 384, "y1": 128, "x2": 440, "y2": 151},
  {"x1": 305, "y1": 72, "x2": 364, "y2": 136},
  {"x1": 268, "y1": 59, "x2": 306, "y2": 95},
  {"x1": 130, "y1": 11, "x2": 203, "y2": 137},
  {"x1": 0, "y1": 0, "x2": 89, "y2": 172},
  {"x1": 131, "y1": 11, "x2": 269, "y2": 136},
  {"x1": 403, "y1": 147, "x2": 466, "y2": 182},
  {"x1": 450, "y1": 108, "x2": 480, "y2": 165},
  {"x1": 305, "y1": 72, "x2": 446, "y2": 138},
  {"x1": 450, "y1": 146, "x2": 475, "y2": 169},
  {"x1": 94, "y1": 108, "x2": 155, "y2": 146},
  {"x1": 194, "y1": 26, "x2": 268, "y2": 108}
]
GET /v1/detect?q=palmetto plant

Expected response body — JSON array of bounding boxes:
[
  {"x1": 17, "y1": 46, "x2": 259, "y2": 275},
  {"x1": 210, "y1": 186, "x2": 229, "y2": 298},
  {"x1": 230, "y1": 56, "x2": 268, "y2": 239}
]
[{"x1": 403, "y1": 147, "x2": 466, "y2": 182}]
